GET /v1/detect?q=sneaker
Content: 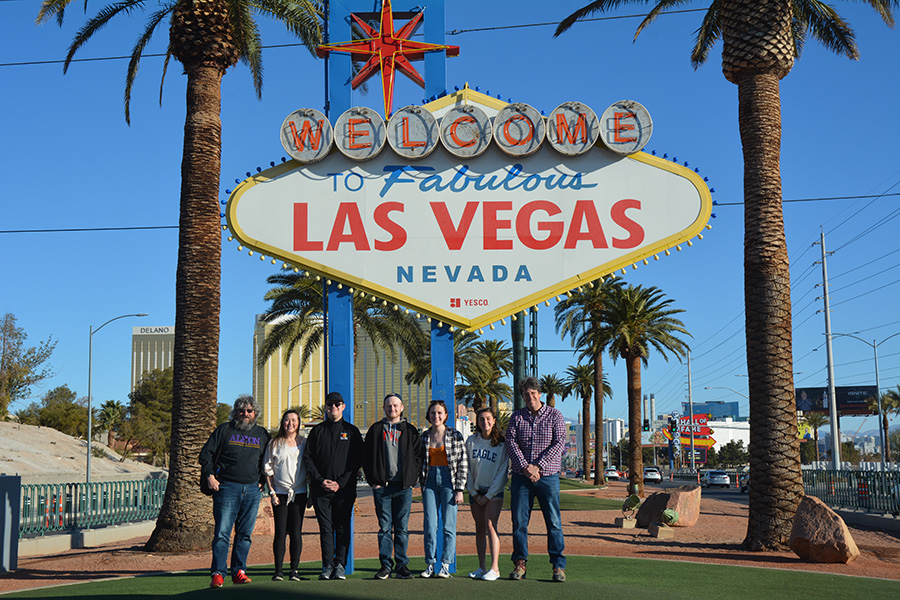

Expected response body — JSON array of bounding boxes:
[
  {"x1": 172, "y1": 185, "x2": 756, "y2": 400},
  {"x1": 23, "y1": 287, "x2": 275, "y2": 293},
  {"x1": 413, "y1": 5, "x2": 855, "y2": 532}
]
[
  {"x1": 481, "y1": 569, "x2": 500, "y2": 581},
  {"x1": 332, "y1": 564, "x2": 346, "y2": 580},
  {"x1": 289, "y1": 570, "x2": 300, "y2": 581},
  {"x1": 272, "y1": 573, "x2": 284, "y2": 581},
  {"x1": 232, "y1": 569, "x2": 251, "y2": 585},
  {"x1": 395, "y1": 565, "x2": 414, "y2": 579},
  {"x1": 420, "y1": 564, "x2": 434, "y2": 578},
  {"x1": 210, "y1": 573, "x2": 224, "y2": 588},
  {"x1": 319, "y1": 565, "x2": 334, "y2": 580},
  {"x1": 509, "y1": 560, "x2": 526, "y2": 580},
  {"x1": 436, "y1": 564, "x2": 451, "y2": 578},
  {"x1": 553, "y1": 567, "x2": 566, "y2": 583},
  {"x1": 374, "y1": 565, "x2": 392, "y2": 580},
  {"x1": 468, "y1": 567, "x2": 486, "y2": 579}
]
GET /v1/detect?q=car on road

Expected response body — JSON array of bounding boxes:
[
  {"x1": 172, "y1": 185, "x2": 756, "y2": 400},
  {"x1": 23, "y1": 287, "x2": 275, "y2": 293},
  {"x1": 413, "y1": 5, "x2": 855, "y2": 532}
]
[
  {"x1": 701, "y1": 470, "x2": 731, "y2": 489},
  {"x1": 604, "y1": 467, "x2": 620, "y2": 481},
  {"x1": 643, "y1": 467, "x2": 662, "y2": 484}
]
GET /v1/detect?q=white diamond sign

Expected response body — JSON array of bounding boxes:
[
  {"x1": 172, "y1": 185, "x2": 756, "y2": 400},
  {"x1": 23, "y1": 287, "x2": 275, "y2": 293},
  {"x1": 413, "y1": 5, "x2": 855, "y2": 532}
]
[{"x1": 226, "y1": 97, "x2": 711, "y2": 330}]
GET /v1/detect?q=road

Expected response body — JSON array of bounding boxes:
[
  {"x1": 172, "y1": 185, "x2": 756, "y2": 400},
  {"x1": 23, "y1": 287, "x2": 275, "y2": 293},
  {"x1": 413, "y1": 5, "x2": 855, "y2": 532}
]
[{"x1": 647, "y1": 478, "x2": 749, "y2": 506}]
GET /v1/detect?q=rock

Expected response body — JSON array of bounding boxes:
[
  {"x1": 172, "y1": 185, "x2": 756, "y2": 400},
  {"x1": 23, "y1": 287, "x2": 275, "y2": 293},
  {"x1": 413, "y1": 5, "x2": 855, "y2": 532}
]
[
  {"x1": 789, "y1": 496, "x2": 859, "y2": 564},
  {"x1": 635, "y1": 485, "x2": 701, "y2": 528},
  {"x1": 253, "y1": 499, "x2": 276, "y2": 535}
]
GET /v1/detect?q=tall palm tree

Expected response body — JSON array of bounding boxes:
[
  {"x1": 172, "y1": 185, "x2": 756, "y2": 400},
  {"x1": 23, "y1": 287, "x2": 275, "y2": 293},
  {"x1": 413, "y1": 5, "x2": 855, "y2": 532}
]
[
  {"x1": 38, "y1": 0, "x2": 323, "y2": 552},
  {"x1": 539, "y1": 373, "x2": 568, "y2": 408},
  {"x1": 556, "y1": 0, "x2": 896, "y2": 551},
  {"x1": 867, "y1": 387, "x2": 900, "y2": 463},
  {"x1": 555, "y1": 277, "x2": 623, "y2": 485},
  {"x1": 565, "y1": 363, "x2": 594, "y2": 481},
  {"x1": 596, "y1": 284, "x2": 689, "y2": 497},
  {"x1": 258, "y1": 270, "x2": 428, "y2": 372},
  {"x1": 801, "y1": 412, "x2": 829, "y2": 464}
]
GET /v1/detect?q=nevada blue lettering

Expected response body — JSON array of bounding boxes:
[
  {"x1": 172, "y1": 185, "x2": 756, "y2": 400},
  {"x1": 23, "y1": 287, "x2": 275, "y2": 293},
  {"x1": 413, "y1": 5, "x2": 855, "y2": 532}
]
[{"x1": 396, "y1": 264, "x2": 531, "y2": 283}]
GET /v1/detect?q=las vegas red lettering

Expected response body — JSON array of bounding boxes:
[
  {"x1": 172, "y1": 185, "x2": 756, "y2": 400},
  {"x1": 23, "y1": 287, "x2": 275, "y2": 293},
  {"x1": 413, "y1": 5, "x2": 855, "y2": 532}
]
[{"x1": 293, "y1": 199, "x2": 644, "y2": 253}]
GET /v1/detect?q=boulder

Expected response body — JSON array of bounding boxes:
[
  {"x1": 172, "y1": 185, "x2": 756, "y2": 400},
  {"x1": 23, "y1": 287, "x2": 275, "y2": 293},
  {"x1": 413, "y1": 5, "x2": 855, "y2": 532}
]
[
  {"x1": 253, "y1": 499, "x2": 276, "y2": 535},
  {"x1": 635, "y1": 485, "x2": 701, "y2": 528},
  {"x1": 789, "y1": 496, "x2": 859, "y2": 564}
]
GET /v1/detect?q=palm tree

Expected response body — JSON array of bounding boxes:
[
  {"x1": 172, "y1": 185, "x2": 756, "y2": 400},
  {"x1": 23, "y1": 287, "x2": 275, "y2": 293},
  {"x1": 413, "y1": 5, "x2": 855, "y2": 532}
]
[
  {"x1": 455, "y1": 374, "x2": 512, "y2": 414},
  {"x1": 258, "y1": 270, "x2": 428, "y2": 373},
  {"x1": 474, "y1": 340, "x2": 513, "y2": 413},
  {"x1": 406, "y1": 329, "x2": 490, "y2": 405},
  {"x1": 596, "y1": 284, "x2": 689, "y2": 497},
  {"x1": 96, "y1": 400, "x2": 126, "y2": 447},
  {"x1": 555, "y1": 277, "x2": 623, "y2": 485},
  {"x1": 801, "y1": 412, "x2": 829, "y2": 464},
  {"x1": 555, "y1": 0, "x2": 896, "y2": 551},
  {"x1": 867, "y1": 387, "x2": 900, "y2": 463},
  {"x1": 539, "y1": 373, "x2": 568, "y2": 408},
  {"x1": 38, "y1": 0, "x2": 323, "y2": 552},
  {"x1": 565, "y1": 364, "x2": 594, "y2": 481}
]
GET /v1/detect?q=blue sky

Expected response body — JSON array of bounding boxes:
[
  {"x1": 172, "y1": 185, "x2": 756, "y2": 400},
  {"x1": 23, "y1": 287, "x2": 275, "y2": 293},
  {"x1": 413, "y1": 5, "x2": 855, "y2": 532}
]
[{"x1": 2, "y1": 1, "x2": 898, "y2": 441}]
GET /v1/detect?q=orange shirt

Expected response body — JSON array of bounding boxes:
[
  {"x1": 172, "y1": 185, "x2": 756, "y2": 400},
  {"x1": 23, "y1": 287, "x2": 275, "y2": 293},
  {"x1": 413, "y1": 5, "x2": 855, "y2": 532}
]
[{"x1": 429, "y1": 445, "x2": 449, "y2": 467}]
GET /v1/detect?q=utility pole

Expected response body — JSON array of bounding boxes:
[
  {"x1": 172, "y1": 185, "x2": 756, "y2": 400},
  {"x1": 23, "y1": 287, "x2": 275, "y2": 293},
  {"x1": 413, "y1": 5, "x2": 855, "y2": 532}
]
[{"x1": 816, "y1": 230, "x2": 841, "y2": 469}]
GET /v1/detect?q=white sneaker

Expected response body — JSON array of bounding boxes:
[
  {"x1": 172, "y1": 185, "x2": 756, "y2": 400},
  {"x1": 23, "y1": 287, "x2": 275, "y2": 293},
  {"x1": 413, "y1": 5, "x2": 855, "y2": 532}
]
[
  {"x1": 436, "y1": 564, "x2": 451, "y2": 578},
  {"x1": 480, "y1": 569, "x2": 500, "y2": 581},
  {"x1": 468, "y1": 567, "x2": 486, "y2": 579},
  {"x1": 420, "y1": 565, "x2": 434, "y2": 578}
]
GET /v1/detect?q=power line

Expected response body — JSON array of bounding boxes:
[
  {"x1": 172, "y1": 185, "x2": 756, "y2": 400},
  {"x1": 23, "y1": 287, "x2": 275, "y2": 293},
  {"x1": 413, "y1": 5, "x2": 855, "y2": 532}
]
[
  {"x1": 714, "y1": 192, "x2": 900, "y2": 207},
  {"x1": 446, "y1": 8, "x2": 708, "y2": 35},
  {"x1": 0, "y1": 225, "x2": 178, "y2": 234}
]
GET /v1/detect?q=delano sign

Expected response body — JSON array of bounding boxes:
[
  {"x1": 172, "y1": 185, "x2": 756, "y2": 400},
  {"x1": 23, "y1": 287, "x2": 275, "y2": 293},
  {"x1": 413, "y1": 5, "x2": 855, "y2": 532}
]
[{"x1": 226, "y1": 88, "x2": 712, "y2": 330}]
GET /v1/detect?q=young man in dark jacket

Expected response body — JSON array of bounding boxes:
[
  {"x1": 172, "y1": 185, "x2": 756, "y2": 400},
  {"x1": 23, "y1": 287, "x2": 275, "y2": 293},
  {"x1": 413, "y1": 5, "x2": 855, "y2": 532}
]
[
  {"x1": 303, "y1": 391, "x2": 363, "y2": 581},
  {"x1": 199, "y1": 395, "x2": 270, "y2": 588},
  {"x1": 363, "y1": 393, "x2": 423, "y2": 579}
]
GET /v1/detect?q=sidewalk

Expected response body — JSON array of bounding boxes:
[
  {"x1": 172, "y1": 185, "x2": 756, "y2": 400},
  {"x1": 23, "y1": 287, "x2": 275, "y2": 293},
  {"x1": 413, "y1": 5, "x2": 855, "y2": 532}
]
[{"x1": 3, "y1": 482, "x2": 899, "y2": 594}]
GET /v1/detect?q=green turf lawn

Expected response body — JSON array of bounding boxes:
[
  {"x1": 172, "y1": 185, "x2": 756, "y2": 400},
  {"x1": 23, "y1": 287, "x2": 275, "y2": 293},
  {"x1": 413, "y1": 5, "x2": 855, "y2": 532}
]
[{"x1": 5, "y1": 555, "x2": 898, "y2": 599}]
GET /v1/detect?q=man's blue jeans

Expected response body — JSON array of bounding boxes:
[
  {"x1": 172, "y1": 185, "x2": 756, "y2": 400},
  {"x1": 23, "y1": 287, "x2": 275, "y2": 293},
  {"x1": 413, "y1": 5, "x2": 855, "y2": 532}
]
[
  {"x1": 510, "y1": 473, "x2": 566, "y2": 569},
  {"x1": 373, "y1": 483, "x2": 412, "y2": 569},
  {"x1": 422, "y1": 465, "x2": 457, "y2": 566},
  {"x1": 211, "y1": 481, "x2": 261, "y2": 577}
]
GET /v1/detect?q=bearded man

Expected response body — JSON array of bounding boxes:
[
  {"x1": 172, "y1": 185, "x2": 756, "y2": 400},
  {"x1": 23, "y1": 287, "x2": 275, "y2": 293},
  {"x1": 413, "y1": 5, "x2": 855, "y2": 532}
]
[{"x1": 200, "y1": 395, "x2": 270, "y2": 588}]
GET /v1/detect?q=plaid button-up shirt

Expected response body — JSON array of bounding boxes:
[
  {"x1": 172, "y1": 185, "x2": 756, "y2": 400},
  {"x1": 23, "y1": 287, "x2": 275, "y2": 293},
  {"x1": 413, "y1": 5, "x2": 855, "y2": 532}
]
[{"x1": 506, "y1": 403, "x2": 566, "y2": 476}]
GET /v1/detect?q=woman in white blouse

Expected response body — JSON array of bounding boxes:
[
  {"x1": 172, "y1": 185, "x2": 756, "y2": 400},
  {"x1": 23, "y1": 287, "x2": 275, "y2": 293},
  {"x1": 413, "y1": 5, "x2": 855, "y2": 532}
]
[{"x1": 264, "y1": 409, "x2": 308, "y2": 581}]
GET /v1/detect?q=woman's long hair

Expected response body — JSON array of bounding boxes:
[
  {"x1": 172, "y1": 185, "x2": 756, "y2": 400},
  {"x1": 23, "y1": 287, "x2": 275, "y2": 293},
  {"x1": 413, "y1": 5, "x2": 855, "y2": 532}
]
[
  {"x1": 476, "y1": 408, "x2": 504, "y2": 447},
  {"x1": 271, "y1": 409, "x2": 302, "y2": 447}
]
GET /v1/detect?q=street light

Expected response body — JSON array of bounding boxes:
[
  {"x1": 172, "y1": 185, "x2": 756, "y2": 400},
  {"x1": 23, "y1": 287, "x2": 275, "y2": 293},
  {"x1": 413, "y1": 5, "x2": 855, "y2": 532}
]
[
  {"x1": 833, "y1": 331, "x2": 900, "y2": 470},
  {"x1": 87, "y1": 313, "x2": 148, "y2": 484},
  {"x1": 704, "y1": 386, "x2": 749, "y2": 399}
]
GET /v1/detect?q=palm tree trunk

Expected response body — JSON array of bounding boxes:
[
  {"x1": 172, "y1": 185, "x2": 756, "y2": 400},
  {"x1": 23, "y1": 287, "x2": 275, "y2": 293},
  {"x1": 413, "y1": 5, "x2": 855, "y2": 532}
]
[
  {"x1": 581, "y1": 394, "x2": 590, "y2": 481},
  {"x1": 738, "y1": 71, "x2": 803, "y2": 551},
  {"x1": 145, "y1": 62, "x2": 224, "y2": 552},
  {"x1": 626, "y1": 355, "x2": 643, "y2": 497},
  {"x1": 593, "y1": 349, "x2": 604, "y2": 485}
]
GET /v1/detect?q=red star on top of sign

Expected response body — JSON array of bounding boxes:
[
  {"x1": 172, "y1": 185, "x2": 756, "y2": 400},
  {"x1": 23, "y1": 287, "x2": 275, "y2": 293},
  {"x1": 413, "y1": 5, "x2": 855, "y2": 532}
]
[{"x1": 316, "y1": 0, "x2": 459, "y2": 117}]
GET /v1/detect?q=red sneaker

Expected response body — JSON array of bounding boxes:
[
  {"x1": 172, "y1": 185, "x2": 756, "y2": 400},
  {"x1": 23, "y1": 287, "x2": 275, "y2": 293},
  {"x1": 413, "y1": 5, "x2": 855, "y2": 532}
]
[
  {"x1": 210, "y1": 573, "x2": 224, "y2": 588},
  {"x1": 232, "y1": 569, "x2": 252, "y2": 585}
]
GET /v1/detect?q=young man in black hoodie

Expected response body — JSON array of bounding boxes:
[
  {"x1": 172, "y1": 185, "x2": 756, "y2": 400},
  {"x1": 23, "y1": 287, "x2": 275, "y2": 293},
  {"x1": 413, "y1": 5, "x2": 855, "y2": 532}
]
[
  {"x1": 362, "y1": 393, "x2": 423, "y2": 579},
  {"x1": 303, "y1": 391, "x2": 363, "y2": 581},
  {"x1": 199, "y1": 395, "x2": 270, "y2": 588}
]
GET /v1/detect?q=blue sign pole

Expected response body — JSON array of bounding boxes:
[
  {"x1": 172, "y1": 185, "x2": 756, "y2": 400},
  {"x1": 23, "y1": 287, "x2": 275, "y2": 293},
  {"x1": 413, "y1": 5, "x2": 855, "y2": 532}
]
[{"x1": 324, "y1": 0, "x2": 451, "y2": 575}]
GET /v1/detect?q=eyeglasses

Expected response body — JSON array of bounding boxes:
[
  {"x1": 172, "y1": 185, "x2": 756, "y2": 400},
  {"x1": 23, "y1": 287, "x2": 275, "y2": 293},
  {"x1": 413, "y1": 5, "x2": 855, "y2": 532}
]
[
  {"x1": 239, "y1": 408, "x2": 256, "y2": 414},
  {"x1": 325, "y1": 402, "x2": 343, "y2": 408}
]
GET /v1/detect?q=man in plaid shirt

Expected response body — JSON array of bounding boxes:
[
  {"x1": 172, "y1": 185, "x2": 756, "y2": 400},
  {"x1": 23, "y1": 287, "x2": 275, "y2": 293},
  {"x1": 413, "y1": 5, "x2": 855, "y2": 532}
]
[{"x1": 505, "y1": 377, "x2": 567, "y2": 583}]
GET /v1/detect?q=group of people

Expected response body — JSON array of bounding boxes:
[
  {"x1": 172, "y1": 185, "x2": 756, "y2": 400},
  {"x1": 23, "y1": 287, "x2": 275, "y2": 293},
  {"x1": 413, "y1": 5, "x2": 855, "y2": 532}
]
[{"x1": 198, "y1": 377, "x2": 566, "y2": 588}]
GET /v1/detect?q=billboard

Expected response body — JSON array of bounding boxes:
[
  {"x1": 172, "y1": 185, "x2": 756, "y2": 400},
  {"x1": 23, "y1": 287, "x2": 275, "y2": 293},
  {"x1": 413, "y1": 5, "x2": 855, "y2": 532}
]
[
  {"x1": 226, "y1": 88, "x2": 712, "y2": 330},
  {"x1": 795, "y1": 385, "x2": 878, "y2": 415}
]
